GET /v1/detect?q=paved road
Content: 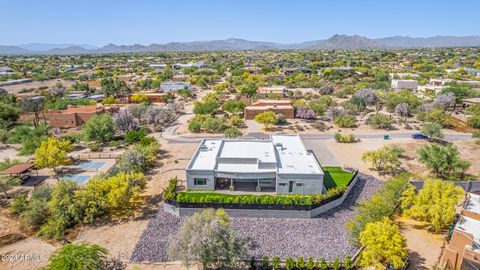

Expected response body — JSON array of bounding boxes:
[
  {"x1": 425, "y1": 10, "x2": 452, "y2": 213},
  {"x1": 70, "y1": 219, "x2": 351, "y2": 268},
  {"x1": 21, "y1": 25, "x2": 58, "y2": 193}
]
[{"x1": 162, "y1": 130, "x2": 472, "y2": 144}]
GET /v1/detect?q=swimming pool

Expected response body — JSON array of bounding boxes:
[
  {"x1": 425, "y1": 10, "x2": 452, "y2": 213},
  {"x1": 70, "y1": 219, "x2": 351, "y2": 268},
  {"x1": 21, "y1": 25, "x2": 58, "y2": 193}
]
[
  {"x1": 78, "y1": 161, "x2": 106, "y2": 170},
  {"x1": 63, "y1": 174, "x2": 91, "y2": 184}
]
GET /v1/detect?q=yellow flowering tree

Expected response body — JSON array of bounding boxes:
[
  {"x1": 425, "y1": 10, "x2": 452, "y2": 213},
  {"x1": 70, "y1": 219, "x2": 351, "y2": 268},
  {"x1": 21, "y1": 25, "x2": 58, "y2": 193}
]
[
  {"x1": 359, "y1": 218, "x2": 408, "y2": 269},
  {"x1": 34, "y1": 138, "x2": 73, "y2": 177},
  {"x1": 401, "y1": 179, "x2": 464, "y2": 231}
]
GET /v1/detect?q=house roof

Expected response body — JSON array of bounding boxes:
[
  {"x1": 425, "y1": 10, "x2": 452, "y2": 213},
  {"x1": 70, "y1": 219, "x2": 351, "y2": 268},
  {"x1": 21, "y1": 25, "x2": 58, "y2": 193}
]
[
  {"x1": 187, "y1": 135, "x2": 323, "y2": 175},
  {"x1": 465, "y1": 193, "x2": 480, "y2": 215},
  {"x1": 48, "y1": 105, "x2": 103, "y2": 114},
  {"x1": 1, "y1": 163, "x2": 34, "y2": 175},
  {"x1": 456, "y1": 216, "x2": 480, "y2": 252}
]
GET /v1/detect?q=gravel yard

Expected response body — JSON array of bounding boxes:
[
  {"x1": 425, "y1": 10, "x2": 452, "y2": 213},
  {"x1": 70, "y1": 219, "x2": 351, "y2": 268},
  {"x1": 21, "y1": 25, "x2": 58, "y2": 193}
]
[{"x1": 130, "y1": 173, "x2": 382, "y2": 262}]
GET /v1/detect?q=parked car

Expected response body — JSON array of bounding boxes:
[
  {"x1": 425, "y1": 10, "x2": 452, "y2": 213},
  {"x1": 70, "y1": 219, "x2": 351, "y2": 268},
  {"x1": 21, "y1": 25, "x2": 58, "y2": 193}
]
[{"x1": 411, "y1": 133, "x2": 428, "y2": 139}]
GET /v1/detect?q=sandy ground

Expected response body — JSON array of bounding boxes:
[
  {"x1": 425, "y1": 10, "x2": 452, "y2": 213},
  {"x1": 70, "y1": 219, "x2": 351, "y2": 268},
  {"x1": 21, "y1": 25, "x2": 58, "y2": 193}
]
[
  {"x1": 325, "y1": 138, "x2": 422, "y2": 180},
  {"x1": 1, "y1": 79, "x2": 74, "y2": 94},
  {"x1": 0, "y1": 238, "x2": 58, "y2": 270},
  {"x1": 0, "y1": 144, "x2": 31, "y2": 162},
  {"x1": 74, "y1": 218, "x2": 150, "y2": 262},
  {"x1": 396, "y1": 217, "x2": 445, "y2": 270}
]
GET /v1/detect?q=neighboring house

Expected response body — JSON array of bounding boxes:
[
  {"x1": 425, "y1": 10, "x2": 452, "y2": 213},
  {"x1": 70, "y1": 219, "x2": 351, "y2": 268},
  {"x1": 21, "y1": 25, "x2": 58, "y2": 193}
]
[
  {"x1": 430, "y1": 78, "x2": 453, "y2": 86},
  {"x1": 441, "y1": 193, "x2": 480, "y2": 270},
  {"x1": 391, "y1": 79, "x2": 419, "y2": 90},
  {"x1": 244, "y1": 99, "x2": 294, "y2": 120},
  {"x1": 172, "y1": 61, "x2": 205, "y2": 69},
  {"x1": 46, "y1": 105, "x2": 117, "y2": 128},
  {"x1": 256, "y1": 86, "x2": 288, "y2": 96},
  {"x1": 160, "y1": 81, "x2": 192, "y2": 93},
  {"x1": 185, "y1": 135, "x2": 324, "y2": 194},
  {"x1": 0, "y1": 66, "x2": 15, "y2": 75},
  {"x1": 284, "y1": 67, "x2": 311, "y2": 75},
  {"x1": 148, "y1": 64, "x2": 167, "y2": 68},
  {"x1": 240, "y1": 66, "x2": 261, "y2": 74},
  {"x1": 0, "y1": 79, "x2": 33, "y2": 87},
  {"x1": 133, "y1": 90, "x2": 170, "y2": 103}
]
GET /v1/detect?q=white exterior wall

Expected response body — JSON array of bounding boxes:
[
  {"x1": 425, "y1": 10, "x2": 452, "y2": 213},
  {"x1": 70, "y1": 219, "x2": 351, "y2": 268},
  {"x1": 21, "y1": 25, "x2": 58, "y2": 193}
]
[
  {"x1": 276, "y1": 173, "x2": 324, "y2": 194},
  {"x1": 391, "y1": 79, "x2": 418, "y2": 90},
  {"x1": 186, "y1": 170, "x2": 215, "y2": 190}
]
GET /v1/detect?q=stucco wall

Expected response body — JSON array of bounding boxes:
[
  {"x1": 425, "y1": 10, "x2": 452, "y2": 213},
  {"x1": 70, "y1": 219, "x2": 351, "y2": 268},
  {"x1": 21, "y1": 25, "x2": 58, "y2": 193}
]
[
  {"x1": 186, "y1": 170, "x2": 215, "y2": 190},
  {"x1": 276, "y1": 173, "x2": 324, "y2": 194}
]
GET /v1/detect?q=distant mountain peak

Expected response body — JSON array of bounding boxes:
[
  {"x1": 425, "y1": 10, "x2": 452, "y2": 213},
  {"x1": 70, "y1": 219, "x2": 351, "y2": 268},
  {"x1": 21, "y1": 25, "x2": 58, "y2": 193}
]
[{"x1": 1, "y1": 35, "x2": 480, "y2": 55}]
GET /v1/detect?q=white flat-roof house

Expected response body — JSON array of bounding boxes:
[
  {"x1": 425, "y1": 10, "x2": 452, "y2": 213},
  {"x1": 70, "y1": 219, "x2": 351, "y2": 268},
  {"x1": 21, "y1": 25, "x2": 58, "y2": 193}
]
[
  {"x1": 160, "y1": 81, "x2": 192, "y2": 93},
  {"x1": 391, "y1": 79, "x2": 419, "y2": 90},
  {"x1": 185, "y1": 135, "x2": 324, "y2": 194}
]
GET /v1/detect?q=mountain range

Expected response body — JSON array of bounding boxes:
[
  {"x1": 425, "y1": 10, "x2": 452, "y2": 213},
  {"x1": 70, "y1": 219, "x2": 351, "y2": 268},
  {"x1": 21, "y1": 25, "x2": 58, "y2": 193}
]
[{"x1": 1, "y1": 34, "x2": 480, "y2": 55}]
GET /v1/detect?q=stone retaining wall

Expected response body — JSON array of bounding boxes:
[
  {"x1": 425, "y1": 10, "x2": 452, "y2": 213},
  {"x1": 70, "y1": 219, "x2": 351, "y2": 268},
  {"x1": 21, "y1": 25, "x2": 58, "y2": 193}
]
[{"x1": 164, "y1": 172, "x2": 360, "y2": 219}]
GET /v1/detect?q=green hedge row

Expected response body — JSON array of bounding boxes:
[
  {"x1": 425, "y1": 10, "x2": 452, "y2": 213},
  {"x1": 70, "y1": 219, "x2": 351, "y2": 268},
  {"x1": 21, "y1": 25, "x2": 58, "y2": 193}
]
[{"x1": 175, "y1": 187, "x2": 345, "y2": 206}]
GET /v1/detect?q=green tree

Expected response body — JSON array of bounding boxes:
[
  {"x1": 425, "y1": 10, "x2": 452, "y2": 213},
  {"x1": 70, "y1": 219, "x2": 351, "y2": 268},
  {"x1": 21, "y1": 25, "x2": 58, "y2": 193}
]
[
  {"x1": 0, "y1": 102, "x2": 20, "y2": 127},
  {"x1": 101, "y1": 78, "x2": 132, "y2": 98},
  {"x1": 366, "y1": 114, "x2": 394, "y2": 130},
  {"x1": 361, "y1": 145, "x2": 404, "y2": 173},
  {"x1": 168, "y1": 209, "x2": 247, "y2": 269},
  {"x1": 417, "y1": 144, "x2": 471, "y2": 178},
  {"x1": 193, "y1": 100, "x2": 220, "y2": 115},
  {"x1": 224, "y1": 127, "x2": 242, "y2": 138},
  {"x1": 77, "y1": 172, "x2": 146, "y2": 223},
  {"x1": 347, "y1": 174, "x2": 408, "y2": 244},
  {"x1": 38, "y1": 180, "x2": 82, "y2": 240},
  {"x1": 19, "y1": 186, "x2": 51, "y2": 228},
  {"x1": 34, "y1": 138, "x2": 72, "y2": 176},
  {"x1": 254, "y1": 111, "x2": 277, "y2": 130},
  {"x1": 359, "y1": 218, "x2": 408, "y2": 269},
  {"x1": 467, "y1": 115, "x2": 480, "y2": 128},
  {"x1": 418, "y1": 108, "x2": 450, "y2": 127},
  {"x1": 43, "y1": 242, "x2": 108, "y2": 270},
  {"x1": 333, "y1": 114, "x2": 357, "y2": 128},
  {"x1": 420, "y1": 122, "x2": 444, "y2": 139},
  {"x1": 222, "y1": 100, "x2": 245, "y2": 113},
  {"x1": 83, "y1": 113, "x2": 116, "y2": 143},
  {"x1": 401, "y1": 180, "x2": 464, "y2": 231},
  {"x1": 441, "y1": 82, "x2": 475, "y2": 103}
]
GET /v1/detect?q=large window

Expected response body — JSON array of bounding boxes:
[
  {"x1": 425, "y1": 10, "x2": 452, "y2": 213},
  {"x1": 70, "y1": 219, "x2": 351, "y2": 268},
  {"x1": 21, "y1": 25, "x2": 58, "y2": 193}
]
[
  {"x1": 259, "y1": 179, "x2": 273, "y2": 184},
  {"x1": 194, "y1": 178, "x2": 207, "y2": 186}
]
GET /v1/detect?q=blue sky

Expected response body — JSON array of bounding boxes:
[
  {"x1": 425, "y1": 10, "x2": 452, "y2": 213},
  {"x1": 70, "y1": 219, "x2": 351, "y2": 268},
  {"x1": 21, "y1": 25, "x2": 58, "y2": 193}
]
[{"x1": 1, "y1": 0, "x2": 479, "y2": 46}]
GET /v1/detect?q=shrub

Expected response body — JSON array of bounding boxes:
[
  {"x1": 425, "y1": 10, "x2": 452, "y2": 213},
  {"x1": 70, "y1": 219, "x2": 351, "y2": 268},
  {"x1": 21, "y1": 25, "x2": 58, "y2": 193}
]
[
  {"x1": 319, "y1": 258, "x2": 328, "y2": 270},
  {"x1": 344, "y1": 256, "x2": 354, "y2": 269},
  {"x1": 262, "y1": 256, "x2": 270, "y2": 269},
  {"x1": 188, "y1": 119, "x2": 201, "y2": 132},
  {"x1": 334, "y1": 133, "x2": 358, "y2": 143},
  {"x1": 43, "y1": 242, "x2": 108, "y2": 270},
  {"x1": 250, "y1": 256, "x2": 257, "y2": 270},
  {"x1": 272, "y1": 256, "x2": 280, "y2": 270},
  {"x1": 306, "y1": 257, "x2": 315, "y2": 270},
  {"x1": 468, "y1": 115, "x2": 480, "y2": 128},
  {"x1": 366, "y1": 114, "x2": 394, "y2": 129},
  {"x1": 285, "y1": 258, "x2": 295, "y2": 270},
  {"x1": 9, "y1": 193, "x2": 28, "y2": 214},
  {"x1": 296, "y1": 256, "x2": 305, "y2": 269},
  {"x1": 333, "y1": 114, "x2": 357, "y2": 128},
  {"x1": 332, "y1": 258, "x2": 341, "y2": 270},
  {"x1": 295, "y1": 107, "x2": 316, "y2": 119},
  {"x1": 347, "y1": 174, "x2": 409, "y2": 244},
  {"x1": 130, "y1": 93, "x2": 149, "y2": 103},
  {"x1": 163, "y1": 177, "x2": 178, "y2": 201},
  {"x1": 125, "y1": 128, "x2": 147, "y2": 144},
  {"x1": 224, "y1": 127, "x2": 242, "y2": 138},
  {"x1": 88, "y1": 142, "x2": 102, "y2": 152}
]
